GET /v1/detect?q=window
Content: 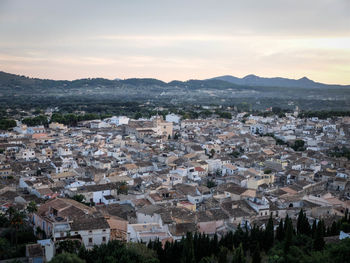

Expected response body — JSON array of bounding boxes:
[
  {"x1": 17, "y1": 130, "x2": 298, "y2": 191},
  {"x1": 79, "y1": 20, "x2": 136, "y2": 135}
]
[
  {"x1": 88, "y1": 238, "x2": 93, "y2": 244},
  {"x1": 102, "y1": 236, "x2": 106, "y2": 242},
  {"x1": 102, "y1": 229, "x2": 106, "y2": 232},
  {"x1": 89, "y1": 230, "x2": 92, "y2": 234}
]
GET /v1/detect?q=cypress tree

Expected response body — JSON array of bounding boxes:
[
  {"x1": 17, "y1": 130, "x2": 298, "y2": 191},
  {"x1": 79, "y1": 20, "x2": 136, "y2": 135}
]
[
  {"x1": 297, "y1": 209, "x2": 304, "y2": 235},
  {"x1": 264, "y1": 216, "x2": 274, "y2": 250},
  {"x1": 218, "y1": 246, "x2": 229, "y2": 263},
  {"x1": 181, "y1": 233, "x2": 196, "y2": 263},
  {"x1": 311, "y1": 219, "x2": 317, "y2": 238},
  {"x1": 330, "y1": 221, "x2": 339, "y2": 236},
  {"x1": 212, "y1": 233, "x2": 219, "y2": 256},
  {"x1": 314, "y1": 220, "x2": 325, "y2": 251},
  {"x1": 232, "y1": 243, "x2": 245, "y2": 263},
  {"x1": 252, "y1": 243, "x2": 261, "y2": 263},
  {"x1": 276, "y1": 219, "x2": 284, "y2": 241},
  {"x1": 297, "y1": 209, "x2": 311, "y2": 236},
  {"x1": 284, "y1": 217, "x2": 293, "y2": 253}
]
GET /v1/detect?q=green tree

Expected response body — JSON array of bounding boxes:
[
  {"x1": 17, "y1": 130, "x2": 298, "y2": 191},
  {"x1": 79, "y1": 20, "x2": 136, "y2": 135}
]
[
  {"x1": 264, "y1": 216, "x2": 274, "y2": 251},
  {"x1": 284, "y1": 216, "x2": 293, "y2": 253},
  {"x1": 276, "y1": 220, "x2": 284, "y2": 241},
  {"x1": 26, "y1": 201, "x2": 37, "y2": 214},
  {"x1": 72, "y1": 194, "x2": 85, "y2": 203},
  {"x1": 181, "y1": 233, "x2": 195, "y2": 263},
  {"x1": 232, "y1": 243, "x2": 245, "y2": 263},
  {"x1": 49, "y1": 253, "x2": 85, "y2": 263},
  {"x1": 314, "y1": 220, "x2": 325, "y2": 251},
  {"x1": 297, "y1": 209, "x2": 311, "y2": 236},
  {"x1": 218, "y1": 246, "x2": 229, "y2": 263},
  {"x1": 252, "y1": 243, "x2": 261, "y2": 263},
  {"x1": 292, "y1": 139, "x2": 305, "y2": 151}
]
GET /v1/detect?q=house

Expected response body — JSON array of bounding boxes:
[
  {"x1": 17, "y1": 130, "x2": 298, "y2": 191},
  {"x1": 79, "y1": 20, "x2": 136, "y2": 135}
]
[
  {"x1": 0, "y1": 162, "x2": 12, "y2": 177},
  {"x1": 127, "y1": 223, "x2": 170, "y2": 243},
  {"x1": 67, "y1": 183, "x2": 118, "y2": 205},
  {"x1": 32, "y1": 198, "x2": 110, "y2": 249},
  {"x1": 222, "y1": 163, "x2": 238, "y2": 176}
]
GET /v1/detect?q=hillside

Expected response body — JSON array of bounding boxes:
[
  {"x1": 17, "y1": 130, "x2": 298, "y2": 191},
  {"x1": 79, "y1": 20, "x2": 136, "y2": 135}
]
[
  {"x1": 0, "y1": 71, "x2": 350, "y2": 111},
  {"x1": 211, "y1": 74, "x2": 350, "y2": 89}
]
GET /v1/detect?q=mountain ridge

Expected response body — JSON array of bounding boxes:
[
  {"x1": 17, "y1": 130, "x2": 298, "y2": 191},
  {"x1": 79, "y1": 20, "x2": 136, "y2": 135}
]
[
  {"x1": 210, "y1": 74, "x2": 349, "y2": 89},
  {"x1": 1, "y1": 70, "x2": 349, "y2": 89}
]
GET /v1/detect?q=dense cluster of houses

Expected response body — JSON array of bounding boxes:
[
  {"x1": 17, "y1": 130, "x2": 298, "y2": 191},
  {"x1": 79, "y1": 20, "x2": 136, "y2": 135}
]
[{"x1": 1, "y1": 111, "x2": 350, "y2": 261}]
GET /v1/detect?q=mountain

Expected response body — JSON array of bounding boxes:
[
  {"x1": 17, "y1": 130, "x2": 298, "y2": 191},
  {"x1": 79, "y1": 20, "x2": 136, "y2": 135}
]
[
  {"x1": 1, "y1": 71, "x2": 350, "y2": 111},
  {"x1": 210, "y1": 74, "x2": 350, "y2": 89}
]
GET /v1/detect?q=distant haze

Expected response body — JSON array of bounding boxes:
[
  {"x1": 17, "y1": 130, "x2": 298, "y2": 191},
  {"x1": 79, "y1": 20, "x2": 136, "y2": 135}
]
[{"x1": 0, "y1": 0, "x2": 349, "y2": 84}]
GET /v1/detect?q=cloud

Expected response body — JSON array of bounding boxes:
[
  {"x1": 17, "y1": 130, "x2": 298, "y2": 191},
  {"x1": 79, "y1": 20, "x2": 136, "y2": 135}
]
[{"x1": 0, "y1": 0, "x2": 349, "y2": 84}]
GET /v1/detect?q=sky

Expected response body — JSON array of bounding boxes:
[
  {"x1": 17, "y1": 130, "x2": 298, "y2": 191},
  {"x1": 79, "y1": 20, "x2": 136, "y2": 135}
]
[{"x1": 0, "y1": 0, "x2": 350, "y2": 84}]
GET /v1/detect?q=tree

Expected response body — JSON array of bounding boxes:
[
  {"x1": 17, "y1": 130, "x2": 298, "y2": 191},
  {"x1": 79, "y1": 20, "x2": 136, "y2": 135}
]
[
  {"x1": 0, "y1": 238, "x2": 11, "y2": 260},
  {"x1": 297, "y1": 209, "x2": 311, "y2": 236},
  {"x1": 314, "y1": 220, "x2": 325, "y2": 251},
  {"x1": 117, "y1": 182, "x2": 128, "y2": 195},
  {"x1": 181, "y1": 233, "x2": 195, "y2": 263},
  {"x1": 232, "y1": 243, "x2": 245, "y2": 263},
  {"x1": 264, "y1": 216, "x2": 274, "y2": 250},
  {"x1": 206, "y1": 180, "x2": 217, "y2": 189},
  {"x1": 72, "y1": 194, "x2": 85, "y2": 203},
  {"x1": 134, "y1": 112, "x2": 142, "y2": 120},
  {"x1": 252, "y1": 243, "x2": 261, "y2": 263},
  {"x1": 292, "y1": 139, "x2": 305, "y2": 151},
  {"x1": 49, "y1": 253, "x2": 85, "y2": 263},
  {"x1": 284, "y1": 216, "x2": 293, "y2": 253},
  {"x1": 210, "y1": 149, "x2": 216, "y2": 158},
  {"x1": 57, "y1": 240, "x2": 82, "y2": 254},
  {"x1": 26, "y1": 201, "x2": 37, "y2": 214},
  {"x1": 264, "y1": 169, "x2": 272, "y2": 174},
  {"x1": 7, "y1": 208, "x2": 25, "y2": 249},
  {"x1": 0, "y1": 119, "x2": 16, "y2": 130},
  {"x1": 218, "y1": 246, "x2": 229, "y2": 263},
  {"x1": 276, "y1": 220, "x2": 284, "y2": 241}
]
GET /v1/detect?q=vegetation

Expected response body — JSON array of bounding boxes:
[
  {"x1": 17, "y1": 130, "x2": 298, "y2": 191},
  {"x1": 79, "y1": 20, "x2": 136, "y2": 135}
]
[
  {"x1": 328, "y1": 146, "x2": 350, "y2": 160},
  {"x1": 116, "y1": 182, "x2": 128, "y2": 195},
  {"x1": 2, "y1": 208, "x2": 350, "y2": 262},
  {"x1": 0, "y1": 119, "x2": 16, "y2": 130},
  {"x1": 49, "y1": 253, "x2": 85, "y2": 263},
  {"x1": 77, "y1": 240, "x2": 158, "y2": 263},
  {"x1": 299, "y1": 110, "x2": 350, "y2": 119},
  {"x1": 291, "y1": 139, "x2": 306, "y2": 151},
  {"x1": 0, "y1": 207, "x2": 37, "y2": 260},
  {"x1": 22, "y1": 115, "x2": 48, "y2": 126}
]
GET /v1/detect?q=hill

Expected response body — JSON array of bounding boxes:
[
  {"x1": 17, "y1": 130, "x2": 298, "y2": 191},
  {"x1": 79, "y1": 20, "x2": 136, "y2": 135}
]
[
  {"x1": 0, "y1": 71, "x2": 350, "y2": 111},
  {"x1": 210, "y1": 74, "x2": 350, "y2": 89}
]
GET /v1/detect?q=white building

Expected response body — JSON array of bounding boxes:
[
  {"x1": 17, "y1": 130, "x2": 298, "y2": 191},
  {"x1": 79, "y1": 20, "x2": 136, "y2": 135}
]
[
  {"x1": 165, "y1": 113, "x2": 181, "y2": 124},
  {"x1": 107, "y1": 116, "x2": 130, "y2": 126}
]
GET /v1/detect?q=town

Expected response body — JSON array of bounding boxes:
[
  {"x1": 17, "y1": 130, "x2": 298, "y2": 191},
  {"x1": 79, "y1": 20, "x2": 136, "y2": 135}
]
[{"x1": 1, "y1": 108, "x2": 349, "y2": 262}]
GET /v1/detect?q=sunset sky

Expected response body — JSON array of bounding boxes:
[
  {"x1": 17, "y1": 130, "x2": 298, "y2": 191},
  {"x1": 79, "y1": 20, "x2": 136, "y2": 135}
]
[{"x1": 0, "y1": 0, "x2": 349, "y2": 84}]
